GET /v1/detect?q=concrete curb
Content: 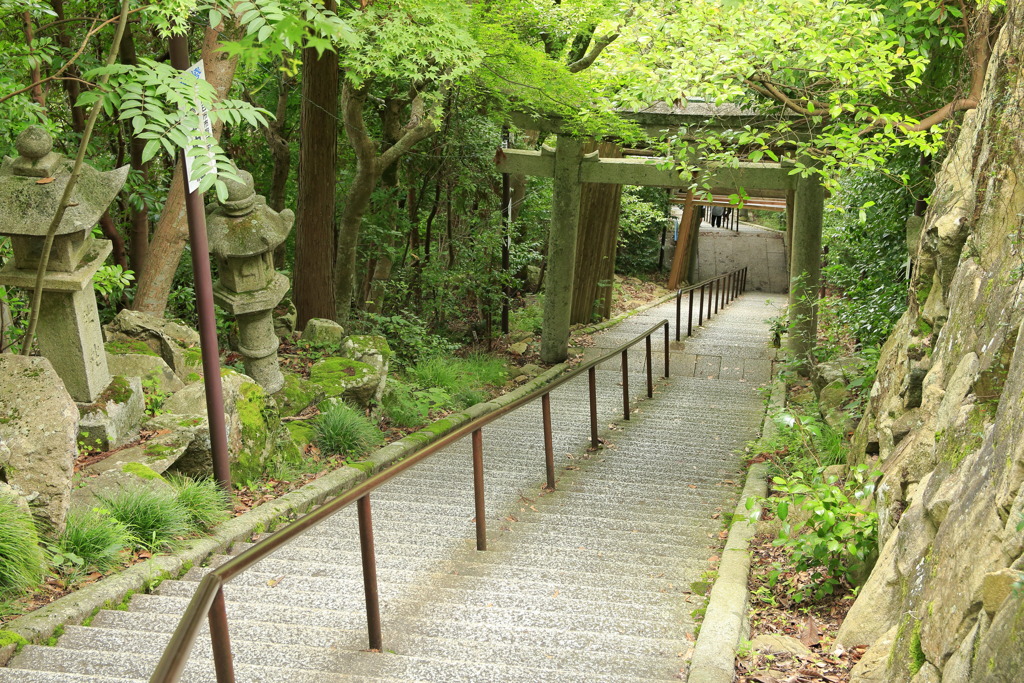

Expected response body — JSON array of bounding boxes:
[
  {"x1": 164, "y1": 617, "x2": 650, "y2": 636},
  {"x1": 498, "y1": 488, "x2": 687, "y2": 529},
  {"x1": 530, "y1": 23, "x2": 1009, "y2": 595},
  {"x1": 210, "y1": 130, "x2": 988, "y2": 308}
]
[
  {"x1": 575, "y1": 289, "x2": 677, "y2": 336},
  {"x1": 0, "y1": 362, "x2": 569, "y2": 663},
  {"x1": 687, "y1": 374, "x2": 784, "y2": 682}
]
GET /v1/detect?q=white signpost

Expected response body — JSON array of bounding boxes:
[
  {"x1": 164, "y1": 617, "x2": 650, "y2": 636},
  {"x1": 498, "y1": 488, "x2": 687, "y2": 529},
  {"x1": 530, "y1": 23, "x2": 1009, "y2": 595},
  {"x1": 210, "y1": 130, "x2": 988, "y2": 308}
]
[{"x1": 183, "y1": 59, "x2": 216, "y2": 193}]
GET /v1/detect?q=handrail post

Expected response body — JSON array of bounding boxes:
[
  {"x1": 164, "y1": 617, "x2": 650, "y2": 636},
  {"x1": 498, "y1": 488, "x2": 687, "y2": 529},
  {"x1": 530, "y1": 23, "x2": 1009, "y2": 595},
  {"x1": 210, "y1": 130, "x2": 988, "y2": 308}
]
[
  {"x1": 663, "y1": 321, "x2": 670, "y2": 378},
  {"x1": 744, "y1": 267, "x2": 748, "y2": 292},
  {"x1": 714, "y1": 278, "x2": 720, "y2": 314},
  {"x1": 727, "y1": 273, "x2": 733, "y2": 305},
  {"x1": 357, "y1": 495, "x2": 383, "y2": 651},
  {"x1": 541, "y1": 393, "x2": 556, "y2": 490},
  {"x1": 588, "y1": 367, "x2": 599, "y2": 448},
  {"x1": 675, "y1": 291, "x2": 681, "y2": 342},
  {"x1": 645, "y1": 334, "x2": 653, "y2": 398},
  {"x1": 621, "y1": 349, "x2": 630, "y2": 420},
  {"x1": 699, "y1": 284, "x2": 704, "y2": 325},
  {"x1": 687, "y1": 288, "x2": 694, "y2": 336},
  {"x1": 208, "y1": 588, "x2": 235, "y2": 683},
  {"x1": 472, "y1": 429, "x2": 486, "y2": 551}
]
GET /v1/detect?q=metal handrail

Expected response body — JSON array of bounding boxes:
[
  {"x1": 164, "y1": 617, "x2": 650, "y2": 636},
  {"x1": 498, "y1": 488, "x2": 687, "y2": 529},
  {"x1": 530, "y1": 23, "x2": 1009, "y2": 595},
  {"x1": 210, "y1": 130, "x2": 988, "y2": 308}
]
[
  {"x1": 674, "y1": 266, "x2": 748, "y2": 341},
  {"x1": 150, "y1": 318, "x2": 673, "y2": 683}
]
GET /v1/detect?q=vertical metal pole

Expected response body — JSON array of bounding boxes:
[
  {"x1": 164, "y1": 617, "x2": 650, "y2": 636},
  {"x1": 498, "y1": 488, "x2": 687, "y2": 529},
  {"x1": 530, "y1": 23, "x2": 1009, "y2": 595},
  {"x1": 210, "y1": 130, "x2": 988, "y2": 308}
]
[
  {"x1": 472, "y1": 429, "x2": 486, "y2": 551},
  {"x1": 208, "y1": 588, "x2": 235, "y2": 683},
  {"x1": 621, "y1": 349, "x2": 630, "y2": 421},
  {"x1": 699, "y1": 284, "x2": 705, "y2": 325},
  {"x1": 675, "y1": 291, "x2": 681, "y2": 341},
  {"x1": 541, "y1": 393, "x2": 556, "y2": 490},
  {"x1": 663, "y1": 322, "x2": 670, "y2": 378},
  {"x1": 588, "y1": 367, "x2": 598, "y2": 448},
  {"x1": 688, "y1": 288, "x2": 694, "y2": 336},
  {"x1": 645, "y1": 335, "x2": 653, "y2": 398},
  {"x1": 357, "y1": 495, "x2": 382, "y2": 651},
  {"x1": 714, "y1": 278, "x2": 720, "y2": 314},
  {"x1": 744, "y1": 267, "x2": 748, "y2": 292},
  {"x1": 168, "y1": 35, "x2": 231, "y2": 491}
]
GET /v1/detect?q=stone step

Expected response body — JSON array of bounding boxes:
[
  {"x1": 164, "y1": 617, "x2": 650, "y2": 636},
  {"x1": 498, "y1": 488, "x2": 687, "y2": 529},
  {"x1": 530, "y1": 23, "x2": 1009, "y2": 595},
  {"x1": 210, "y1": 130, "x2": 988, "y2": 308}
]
[
  {"x1": 126, "y1": 593, "x2": 377, "y2": 630},
  {"x1": 8, "y1": 646, "x2": 373, "y2": 683},
  {"x1": 89, "y1": 609, "x2": 348, "y2": 646},
  {"x1": 384, "y1": 632, "x2": 686, "y2": 680},
  {"x1": 0, "y1": 670, "x2": 138, "y2": 683}
]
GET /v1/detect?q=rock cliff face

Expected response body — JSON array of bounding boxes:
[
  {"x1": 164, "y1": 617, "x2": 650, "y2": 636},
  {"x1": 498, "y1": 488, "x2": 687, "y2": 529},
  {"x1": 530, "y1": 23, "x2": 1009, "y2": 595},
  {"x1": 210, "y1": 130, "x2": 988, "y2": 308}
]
[{"x1": 836, "y1": 4, "x2": 1024, "y2": 681}]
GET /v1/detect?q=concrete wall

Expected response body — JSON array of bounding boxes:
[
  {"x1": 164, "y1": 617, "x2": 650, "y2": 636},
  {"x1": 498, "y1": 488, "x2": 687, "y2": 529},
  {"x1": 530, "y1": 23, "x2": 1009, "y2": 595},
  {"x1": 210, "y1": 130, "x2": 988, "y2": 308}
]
[{"x1": 696, "y1": 228, "x2": 788, "y2": 293}]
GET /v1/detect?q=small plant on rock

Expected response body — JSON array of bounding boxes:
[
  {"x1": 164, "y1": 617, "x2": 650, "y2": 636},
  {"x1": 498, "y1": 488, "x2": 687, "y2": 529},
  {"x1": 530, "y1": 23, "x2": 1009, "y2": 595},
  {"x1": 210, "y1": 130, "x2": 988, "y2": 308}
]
[
  {"x1": 314, "y1": 402, "x2": 383, "y2": 459},
  {"x1": 0, "y1": 495, "x2": 44, "y2": 598}
]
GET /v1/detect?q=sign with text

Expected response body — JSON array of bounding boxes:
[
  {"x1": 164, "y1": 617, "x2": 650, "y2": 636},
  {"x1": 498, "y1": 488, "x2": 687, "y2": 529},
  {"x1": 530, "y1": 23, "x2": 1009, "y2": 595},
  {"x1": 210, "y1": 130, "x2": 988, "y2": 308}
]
[{"x1": 183, "y1": 59, "x2": 215, "y2": 193}]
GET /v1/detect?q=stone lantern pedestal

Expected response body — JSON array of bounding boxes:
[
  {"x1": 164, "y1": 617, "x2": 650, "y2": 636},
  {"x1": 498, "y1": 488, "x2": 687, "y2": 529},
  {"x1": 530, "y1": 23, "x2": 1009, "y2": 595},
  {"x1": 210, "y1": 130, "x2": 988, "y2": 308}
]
[
  {"x1": 207, "y1": 170, "x2": 293, "y2": 394},
  {"x1": 0, "y1": 127, "x2": 128, "y2": 402}
]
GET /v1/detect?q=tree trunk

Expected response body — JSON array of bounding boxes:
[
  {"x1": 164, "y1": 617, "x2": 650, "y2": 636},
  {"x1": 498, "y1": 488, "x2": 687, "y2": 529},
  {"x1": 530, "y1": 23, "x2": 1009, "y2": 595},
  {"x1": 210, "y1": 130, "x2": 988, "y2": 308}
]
[
  {"x1": 49, "y1": 1, "x2": 85, "y2": 131},
  {"x1": 293, "y1": 16, "x2": 338, "y2": 329},
  {"x1": 570, "y1": 141, "x2": 622, "y2": 324},
  {"x1": 118, "y1": 23, "x2": 149, "y2": 275},
  {"x1": 131, "y1": 26, "x2": 240, "y2": 314}
]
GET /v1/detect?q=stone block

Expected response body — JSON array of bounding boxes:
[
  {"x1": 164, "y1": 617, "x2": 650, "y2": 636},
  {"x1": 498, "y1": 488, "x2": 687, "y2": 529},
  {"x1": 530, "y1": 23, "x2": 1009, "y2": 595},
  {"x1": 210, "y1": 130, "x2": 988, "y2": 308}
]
[
  {"x1": 77, "y1": 375, "x2": 145, "y2": 451},
  {"x1": 106, "y1": 352, "x2": 184, "y2": 395},
  {"x1": 750, "y1": 634, "x2": 812, "y2": 657},
  {"x1": 0, "y1": 355, "x2": 77, "y2": 532},
  {"x1": 981, "y1": 569, "x2": 1018, "y2": 615},
  {"x1": 104, "y1": 308, "x2": 201, "y2": 379},
  {"x1": 309, "y1": 356, "x2": 385, "y2": 408},
  {"x1": 301, "y1": 318, "x2": 345, "y2": 346}
]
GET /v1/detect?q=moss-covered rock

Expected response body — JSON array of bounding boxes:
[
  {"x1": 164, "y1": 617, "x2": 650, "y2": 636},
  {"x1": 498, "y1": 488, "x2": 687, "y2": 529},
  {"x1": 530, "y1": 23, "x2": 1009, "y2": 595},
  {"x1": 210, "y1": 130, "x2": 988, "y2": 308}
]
[
  {"x1": 273, "y1": 372, "x2": 319, "y2": 418},
  {"x1": 284, "y1": 420, "x2": 316, "y2": 448},
  {"x1": 308, "y1": 356, "x2": 383, "y2": 408}
]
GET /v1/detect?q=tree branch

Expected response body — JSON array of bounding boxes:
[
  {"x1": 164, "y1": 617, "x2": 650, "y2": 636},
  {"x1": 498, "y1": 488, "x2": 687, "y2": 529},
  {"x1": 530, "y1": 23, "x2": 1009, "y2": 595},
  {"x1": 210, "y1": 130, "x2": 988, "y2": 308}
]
[{"x1": 568, "y1": 32, "x2": 619, "y2": 73}]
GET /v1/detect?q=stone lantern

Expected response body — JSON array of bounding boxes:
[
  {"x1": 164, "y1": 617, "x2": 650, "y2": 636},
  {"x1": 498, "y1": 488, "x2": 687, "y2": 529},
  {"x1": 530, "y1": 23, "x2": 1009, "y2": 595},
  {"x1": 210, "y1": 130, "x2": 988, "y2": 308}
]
[
  {"x1": 0, "y1": 126, "x2": 128, "y2": 402},
  {"x1": 207, "y1": 169, "x2": 292, "y2": 394}
]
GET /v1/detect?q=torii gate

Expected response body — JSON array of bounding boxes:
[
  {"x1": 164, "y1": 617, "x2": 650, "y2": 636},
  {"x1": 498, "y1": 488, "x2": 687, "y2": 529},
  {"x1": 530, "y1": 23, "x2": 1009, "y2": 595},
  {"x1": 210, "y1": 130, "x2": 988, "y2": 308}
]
[{"x1": 496, "y1": 135, "x2": 824, "y2": 366}]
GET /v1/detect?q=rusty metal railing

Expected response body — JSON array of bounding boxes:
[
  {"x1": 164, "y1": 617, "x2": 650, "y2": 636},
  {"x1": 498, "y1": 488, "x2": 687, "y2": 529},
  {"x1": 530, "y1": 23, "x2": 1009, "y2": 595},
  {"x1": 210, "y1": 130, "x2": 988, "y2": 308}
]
[
  {"x1": 674, "y1": 266, "x2": 748, "y2": 341},
  {"x1": 149, "y1": 318, "x2": 672, "y2": 683}
]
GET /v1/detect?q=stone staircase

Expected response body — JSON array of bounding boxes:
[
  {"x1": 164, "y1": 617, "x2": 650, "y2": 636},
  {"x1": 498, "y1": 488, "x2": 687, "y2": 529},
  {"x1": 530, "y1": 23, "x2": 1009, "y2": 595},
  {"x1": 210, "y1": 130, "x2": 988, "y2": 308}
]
[{"x1": 1, "y1": 293, "x2": 783, "y2": 682}]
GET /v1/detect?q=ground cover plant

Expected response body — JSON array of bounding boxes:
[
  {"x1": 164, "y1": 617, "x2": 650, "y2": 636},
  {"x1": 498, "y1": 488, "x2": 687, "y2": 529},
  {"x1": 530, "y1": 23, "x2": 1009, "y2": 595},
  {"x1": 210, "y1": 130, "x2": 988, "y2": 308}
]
[{"x1": 0, "y1": 496, "x2": 44, "y2": 601}]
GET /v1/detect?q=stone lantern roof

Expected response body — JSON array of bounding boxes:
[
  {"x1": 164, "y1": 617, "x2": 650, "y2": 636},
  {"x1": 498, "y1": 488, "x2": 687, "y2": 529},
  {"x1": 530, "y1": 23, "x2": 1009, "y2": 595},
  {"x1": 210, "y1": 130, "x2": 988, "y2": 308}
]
[
  {"x1": 206, "y1": 170, "x2": 294, "y2": 259},
  {"x1": 0, "y1": 126, "x2": 128, "y2": 237}
]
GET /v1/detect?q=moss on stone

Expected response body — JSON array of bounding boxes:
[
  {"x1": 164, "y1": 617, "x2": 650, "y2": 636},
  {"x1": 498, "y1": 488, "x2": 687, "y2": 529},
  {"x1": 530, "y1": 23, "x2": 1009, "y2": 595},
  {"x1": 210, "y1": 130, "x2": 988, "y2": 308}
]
[
  {"x1": 0, "y1": 630, "x2": 27, "y2": 650},
  {"x1": 308, "y1": 357, "x2": 375, "y2": 396},
  {"x1": 79, "y1": 375, "x2": 134, "y2": 415},
  {"x1": 285, "y1": 420, "x2": 316, "y2": 447},
  {"x1": 909, "y1": 619, "x2": 925, "y2": 675},
  {"x1": 183, "y1": 347, "x2": 203, "y2": 366},
  {"x1": 185, "y1": 372, "x2": 202, "y2": 383},
  {"x1": 347, "y1": 460, "x2": 375, "y2": 475},
  {"x1": 121, "y1": 462, "x2": 163, "y2": 480},
  {"x1": 105, "y1": 340, "x2": 158, "y2": 357},
  {"x1": 273, "y1": 373, "x2": 317, "y2": 418}
]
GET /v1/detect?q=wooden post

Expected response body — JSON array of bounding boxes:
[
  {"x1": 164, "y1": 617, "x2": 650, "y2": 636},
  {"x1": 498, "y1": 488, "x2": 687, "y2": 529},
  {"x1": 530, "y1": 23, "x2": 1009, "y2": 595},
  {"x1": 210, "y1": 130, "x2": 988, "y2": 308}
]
[
  {"x1": 540, "y1": 137, "x2": 583, "y2": 363},
  {"x1": 667, "y1": 189, "x2": 696, "y2": 289}
]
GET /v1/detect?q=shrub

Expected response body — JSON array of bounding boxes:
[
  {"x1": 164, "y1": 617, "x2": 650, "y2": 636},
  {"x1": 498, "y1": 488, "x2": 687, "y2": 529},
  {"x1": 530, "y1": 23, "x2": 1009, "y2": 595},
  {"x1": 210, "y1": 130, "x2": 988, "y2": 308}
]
[
  {"x1": 0, "y1": 496, "x2": 44, "y2": 597},
  {"x1": 96, "y1": 488, "x2": 191, "y2": 552},
  {"x1": 755, "y1": 463, "x2": 880, "y2": 602},
  {"x1": 406, "y1": 355, "x2": 507, "y2": 409},
  {"x1": 167, "y1": 475, "x2": 232, "y2": 531},
  {"x1": 314, "y1": 403, "x2": 383, "y2": 458},
  {"x1": 407, "y1": 357, "x2": 463, "y2": 393},
  {"x1": 56, "y1": 509, "x2": 132, "y2": 572},
  {"x1": 380, "y1": 379, "x2": 450, "y2": 429}
]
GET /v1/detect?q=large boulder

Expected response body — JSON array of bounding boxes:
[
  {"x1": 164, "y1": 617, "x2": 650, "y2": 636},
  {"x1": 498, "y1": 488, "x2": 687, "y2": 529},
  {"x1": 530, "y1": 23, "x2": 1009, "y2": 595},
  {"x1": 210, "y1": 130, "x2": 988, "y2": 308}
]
[
  {"x1": 0, "y1": 356, "x2": 77, "y2": 532},
  {"x1": 104, "y1": 309, "x2": 201, "y2": 379},
  {"x1": 162, "y1": 370, "x2": 282, "y2": 478}
]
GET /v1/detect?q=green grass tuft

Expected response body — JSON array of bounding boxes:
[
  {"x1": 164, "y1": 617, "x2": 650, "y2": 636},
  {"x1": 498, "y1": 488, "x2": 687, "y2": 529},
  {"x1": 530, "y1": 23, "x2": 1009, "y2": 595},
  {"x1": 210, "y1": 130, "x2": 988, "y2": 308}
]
[
  {"x1": 0, "y1": 495, "x2": 44, "y2": 598},
  {"x1": 96, "y1": 488, "x2": 191, "y2": 552},
  {"x1": 167, "y1": 475, "x2": 232, "y2": 531},
  {"x1": 314, "y1": 402, "x2": 383, "y2": 458},
  {"x1": 58, "y1": 509, "x2": 132, "y2": 572}
]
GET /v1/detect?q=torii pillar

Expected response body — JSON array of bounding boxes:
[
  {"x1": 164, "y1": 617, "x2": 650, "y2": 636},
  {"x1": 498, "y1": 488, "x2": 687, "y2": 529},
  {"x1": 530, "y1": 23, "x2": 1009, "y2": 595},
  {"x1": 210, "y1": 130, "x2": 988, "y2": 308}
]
[
  {"x1": 541, "y1": 136, "x2": 584, "y2": 363},
  {"x1": 786, "y1": 162, "x2": 824, "y2": 374}
]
